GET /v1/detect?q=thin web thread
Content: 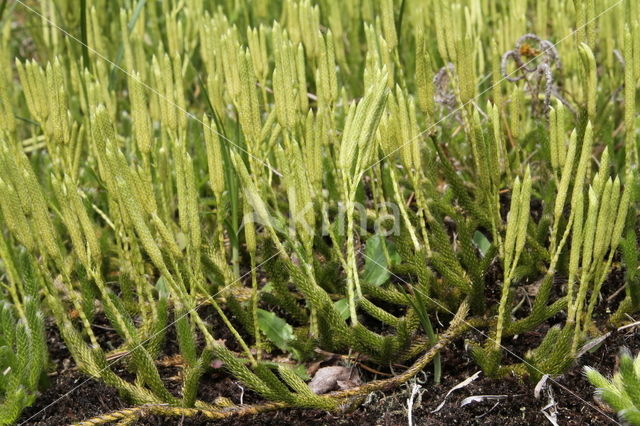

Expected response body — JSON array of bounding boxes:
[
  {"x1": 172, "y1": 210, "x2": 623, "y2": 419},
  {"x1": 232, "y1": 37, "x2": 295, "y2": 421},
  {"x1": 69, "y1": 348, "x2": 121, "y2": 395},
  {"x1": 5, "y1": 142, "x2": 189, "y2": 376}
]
[
  {"x1": 362, "y1": 0, "x2": 624, "y2": 175},
  {"x1": 19, "y1": 249, "x2": 284, "y2": 424},
  {"x1": 359, "y1": 250, "x2": 620, "y2": 424},
  {"x1": 13, "y1": 0, "x2": 283, "y2": 177},
  {"x1": 11, "y1": 0, "x2": 624, "y2": 423}
]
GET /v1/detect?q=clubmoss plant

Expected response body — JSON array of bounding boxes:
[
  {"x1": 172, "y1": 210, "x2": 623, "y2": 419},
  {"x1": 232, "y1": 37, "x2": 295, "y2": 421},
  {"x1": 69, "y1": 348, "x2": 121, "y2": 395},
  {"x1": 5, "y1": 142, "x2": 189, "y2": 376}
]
[
  {"x1": 1, "y1": 0, "x2": 640, "y2": 423},
  {"x1": 0, "y1": 249, "x2": 47, "y2": 425},
  {"x1": 586, "y1": 348, "x2": 640, "y2": 425}
]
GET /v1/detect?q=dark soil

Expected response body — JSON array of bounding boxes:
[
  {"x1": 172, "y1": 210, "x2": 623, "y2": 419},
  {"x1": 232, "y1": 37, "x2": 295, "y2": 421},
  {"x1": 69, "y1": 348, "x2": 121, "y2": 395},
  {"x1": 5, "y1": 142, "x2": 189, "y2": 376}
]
[
  {"x1": 215, "y1": 326, "x2": 639, "y2": 426},
  {"x1": 18, "y1": 311, "x2": 639, "y2": 426}
]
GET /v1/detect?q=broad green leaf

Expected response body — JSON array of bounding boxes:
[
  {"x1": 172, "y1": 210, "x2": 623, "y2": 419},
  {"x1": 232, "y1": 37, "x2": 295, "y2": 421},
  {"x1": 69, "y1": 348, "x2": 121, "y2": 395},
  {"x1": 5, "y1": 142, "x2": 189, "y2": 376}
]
[
  {"x1": 334, "y1": 298, "x2": 350, "y2": 320},
  {"x1": 257, "y1": 309, "x2": 295, "y2": 353},
  {"x1": 473, "y1": 231, "x2": 491, "y2": 257},
  {"x1": 363, "y1": 235, "x2": 400, "y2": 286}
]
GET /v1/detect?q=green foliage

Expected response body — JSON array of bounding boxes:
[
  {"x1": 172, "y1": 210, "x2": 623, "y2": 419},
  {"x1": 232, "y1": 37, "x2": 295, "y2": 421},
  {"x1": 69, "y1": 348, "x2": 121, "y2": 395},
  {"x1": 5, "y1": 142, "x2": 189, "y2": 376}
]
[
  {"x1": 256, "y1": 309, "x2": 301, "y2": 360},
  {"x1": 586, "y1": 349, "x2": 640, "y2": 425},
  {"x1": 621, "y1": 223, "x2": 640, "y2": 310},
  {"x1": 0, "y1": 258, "x2": 47, "y2": 425},
  {"x1": 0, "y1": 0, "x2": 639, "y2": 420},
  {"x1": 362, "y1": 235, "x2": 401, "y2": 286}
]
